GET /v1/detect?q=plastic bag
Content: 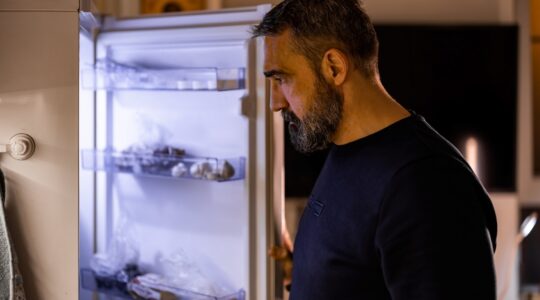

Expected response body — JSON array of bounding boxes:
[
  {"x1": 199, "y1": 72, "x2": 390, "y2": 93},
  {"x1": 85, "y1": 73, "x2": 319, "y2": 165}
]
[
  {"x1": 90, "y1": 216, "x2": 139, "y2": 277},
  {"x1": 127, "y1": 250, "x2": 225, "y2": 299},
  {"x1": 156, "y1": 250, "x2": 218, "y2": 296}
]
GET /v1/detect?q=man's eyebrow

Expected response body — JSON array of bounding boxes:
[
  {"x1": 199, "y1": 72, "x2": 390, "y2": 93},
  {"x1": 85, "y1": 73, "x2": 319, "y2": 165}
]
[{"x1": 263, "y1": 70, "x2": 286, "y2": 78}]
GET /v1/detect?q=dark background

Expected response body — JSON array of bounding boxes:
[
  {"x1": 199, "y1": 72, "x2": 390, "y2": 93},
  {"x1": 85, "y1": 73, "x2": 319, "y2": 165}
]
[{"x1": 285, "y1": 25, "x2": 519, "y2": 197}]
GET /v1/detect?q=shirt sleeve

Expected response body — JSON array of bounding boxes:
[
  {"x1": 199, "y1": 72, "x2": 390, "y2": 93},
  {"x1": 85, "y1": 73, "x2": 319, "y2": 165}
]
[{"x1": 374, "y1": 156, "x2": 496, "y2": 300}]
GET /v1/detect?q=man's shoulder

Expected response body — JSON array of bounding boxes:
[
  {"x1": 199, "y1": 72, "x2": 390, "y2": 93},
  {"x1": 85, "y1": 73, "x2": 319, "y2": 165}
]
[{"x1": 343, "y1": 114, "x2": 465, "y2": 173}]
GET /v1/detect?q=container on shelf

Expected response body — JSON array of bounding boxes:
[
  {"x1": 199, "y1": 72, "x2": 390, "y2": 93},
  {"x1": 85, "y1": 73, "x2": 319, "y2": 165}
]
[{"x1": 81, "y1": 149, "x2": 245, "y2": 182}]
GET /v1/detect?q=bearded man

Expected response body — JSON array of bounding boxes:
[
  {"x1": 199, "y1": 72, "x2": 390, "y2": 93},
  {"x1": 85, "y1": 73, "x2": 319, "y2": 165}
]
[{"x1": 253, "y1": 1, "x2": 498, "y2": 299}]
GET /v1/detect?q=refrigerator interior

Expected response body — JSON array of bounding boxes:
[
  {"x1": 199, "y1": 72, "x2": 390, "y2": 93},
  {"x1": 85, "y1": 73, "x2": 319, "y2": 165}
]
[{"x1": 79, "y1": 8, "x2": 272, "y2": 300}]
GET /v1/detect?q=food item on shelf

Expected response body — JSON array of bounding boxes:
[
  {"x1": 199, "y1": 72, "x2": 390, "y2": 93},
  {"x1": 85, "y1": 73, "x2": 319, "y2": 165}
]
[
  {"x1": 153, "y1": 146, "x2": 186, "y2": 157},
  {"x1": 109, "y1": 144, "x2": 238, "y2": 181},
  {"x1": 190, "y1": 161, "x2": 212, "y2": 179},
  {"x1": 204, "y1": 170, "x2": 219, "y2": 181},
  {"x1": 85, "y1": 264, "x2": 141, "y2": 297},
  {"x1": 217, "y1": 160, "x2": 235, "y2": 180},
  {"x1": 116, "y1": 263, "x2": 142, "y2": 284},
  {"x1": 114, "y1": 144, "x2": 186, "y2": 173},
  {"x1": 204, "y1": 160, "x2": 235, "y2": 180},
  {"x1": 170, "y1": 162, "x2": 187, "y2": 177},
  {"x1": 190, "y1": 160, "x2": 236, "y2": 180}
]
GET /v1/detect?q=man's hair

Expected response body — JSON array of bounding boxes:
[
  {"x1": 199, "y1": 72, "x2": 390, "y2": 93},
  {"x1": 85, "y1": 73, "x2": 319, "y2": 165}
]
[{"x1": 252, "y1": 0, "x2": 379, "y2": 77}]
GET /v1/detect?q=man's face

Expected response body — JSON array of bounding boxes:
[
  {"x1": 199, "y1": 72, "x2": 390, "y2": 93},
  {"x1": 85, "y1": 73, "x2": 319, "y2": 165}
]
[{"x1": 263, "y1": 30, "x2": 343, "y2": 153}]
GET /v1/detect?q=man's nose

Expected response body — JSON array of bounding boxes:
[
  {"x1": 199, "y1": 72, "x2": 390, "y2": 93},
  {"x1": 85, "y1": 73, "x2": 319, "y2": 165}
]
[{"x1": 270, "y1": 83, "x2": 288, "y2": 112}]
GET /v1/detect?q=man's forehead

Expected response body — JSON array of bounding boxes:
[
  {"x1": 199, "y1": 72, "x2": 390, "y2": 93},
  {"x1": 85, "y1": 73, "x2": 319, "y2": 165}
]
[
  {"x1": 263, "y1": 37, "x2": 280, "y2": 70},
  {"x1": 263, "y1": 30, "x2": 295, "y2": 70}
]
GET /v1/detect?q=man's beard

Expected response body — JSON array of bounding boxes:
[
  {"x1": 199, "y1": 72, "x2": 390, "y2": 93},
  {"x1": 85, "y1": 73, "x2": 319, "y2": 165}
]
[{"x1": 281, "y1": 75, "x2": 343, "y2": 153}]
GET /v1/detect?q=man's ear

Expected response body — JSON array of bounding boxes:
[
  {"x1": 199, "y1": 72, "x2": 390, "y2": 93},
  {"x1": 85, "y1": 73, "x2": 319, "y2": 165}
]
[{"x1": 321, "y1": 48, "x2": 348, "y2": 86}]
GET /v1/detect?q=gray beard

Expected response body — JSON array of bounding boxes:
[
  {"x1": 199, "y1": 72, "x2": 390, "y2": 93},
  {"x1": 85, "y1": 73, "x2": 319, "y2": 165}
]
[{"x1": 282, "y1": 75, "x2": 343, "y2": 153}]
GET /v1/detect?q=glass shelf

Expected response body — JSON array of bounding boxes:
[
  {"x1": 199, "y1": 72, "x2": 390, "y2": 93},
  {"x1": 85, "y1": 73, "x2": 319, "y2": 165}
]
[
  {"x1": 80, "y1": 268, "x2": 246, "y2": 300},
  {"x1": 81, "y1": 149, "x2": 245, "y2": 182},
  {"x1": 82, "y1": 59, "x2": 245, "y2": 91}
]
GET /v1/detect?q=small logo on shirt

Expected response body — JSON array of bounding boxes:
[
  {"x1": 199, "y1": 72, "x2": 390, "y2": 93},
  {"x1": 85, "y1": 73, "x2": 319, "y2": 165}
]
[{"x1": 308, "y1": 196, "x2": 325, "y2": 217}]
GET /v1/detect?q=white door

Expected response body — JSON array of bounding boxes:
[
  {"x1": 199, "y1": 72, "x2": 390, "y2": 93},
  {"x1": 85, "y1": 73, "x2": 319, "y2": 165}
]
[{"x1": 0, "y1": 3, "x2": 79, "y2": 300}]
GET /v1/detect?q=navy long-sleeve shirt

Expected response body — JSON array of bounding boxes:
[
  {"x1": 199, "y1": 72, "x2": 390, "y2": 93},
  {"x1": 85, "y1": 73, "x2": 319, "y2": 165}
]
[{"x1": 289, "y1": 112, "x2": 497, "y2": 300}]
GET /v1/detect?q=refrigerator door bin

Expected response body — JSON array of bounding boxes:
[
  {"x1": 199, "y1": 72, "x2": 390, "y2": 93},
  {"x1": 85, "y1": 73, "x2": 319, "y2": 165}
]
[
  {"x1": 81, "y1": 149, "x2": 245, "y2": 182},
  {"x1": 82, "y1": 59, "x2": 245, "y2": 91},
  {"x1": 80, "y1": 268, "x2": 246, "y2": 300}
]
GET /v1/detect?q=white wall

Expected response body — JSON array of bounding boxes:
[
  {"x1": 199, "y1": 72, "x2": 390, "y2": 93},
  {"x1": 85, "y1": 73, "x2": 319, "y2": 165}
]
[
  {"x1": 0, "y1": 9, "x2": 79, "y2": 300},
  {"x1": 0, "y1": 0, "x2": 77, "y2": 10}
]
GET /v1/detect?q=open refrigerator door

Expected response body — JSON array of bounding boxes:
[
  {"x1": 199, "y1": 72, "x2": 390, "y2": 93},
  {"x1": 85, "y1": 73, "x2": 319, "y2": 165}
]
[{"x1": 79, "y1": 5, "x2": 282, "y2": 300}]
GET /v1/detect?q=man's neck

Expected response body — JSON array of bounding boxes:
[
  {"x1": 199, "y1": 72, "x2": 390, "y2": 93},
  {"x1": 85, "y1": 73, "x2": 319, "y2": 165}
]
[{"x1": 332, "y1": 72, "x2": 410, "y2": 145}]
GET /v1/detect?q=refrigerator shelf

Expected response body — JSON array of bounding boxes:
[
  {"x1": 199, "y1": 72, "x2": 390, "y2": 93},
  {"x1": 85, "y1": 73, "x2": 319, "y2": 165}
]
[
  {"x1": 81, "y1": 149, "x2": 245, "y2": 182},
  {"x1": 82, "y1": 59, "x2": 245, "y2": 91},
  {"x1": 80, "y1": 269, "x2": 246, "y2": 300}
]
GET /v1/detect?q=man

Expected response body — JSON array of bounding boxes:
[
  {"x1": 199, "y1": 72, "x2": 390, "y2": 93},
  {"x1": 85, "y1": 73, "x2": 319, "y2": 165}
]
[{"x1": 252, "y1": 0, "x2": 498, "y2": 299}]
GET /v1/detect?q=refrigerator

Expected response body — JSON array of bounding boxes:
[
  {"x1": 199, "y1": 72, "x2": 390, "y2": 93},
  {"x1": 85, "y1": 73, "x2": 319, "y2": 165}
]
[
  {"x1": 79, "y1": 4, "x2": 284, "y2": 300},
  {"x1": 1, "y1": 2, "x2": 284, "y2": 299}
]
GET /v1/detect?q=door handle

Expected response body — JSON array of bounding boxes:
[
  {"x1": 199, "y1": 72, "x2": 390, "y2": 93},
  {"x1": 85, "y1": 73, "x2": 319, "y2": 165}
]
[{"x1": 0, "y1": 133, "x2": 36, "y2": 160}]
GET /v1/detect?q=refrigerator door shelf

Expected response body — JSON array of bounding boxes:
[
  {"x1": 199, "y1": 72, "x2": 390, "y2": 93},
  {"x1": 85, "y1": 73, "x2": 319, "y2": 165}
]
[
  {"x1": 81, "y1": 149, "x2": 245, "y2": 182},
  {"x1": 80, "y1": 268, "x2": 246, "y2": 300},
  {"x1": 82, "y1": 59, "x2": 245, "y2": 92}
]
